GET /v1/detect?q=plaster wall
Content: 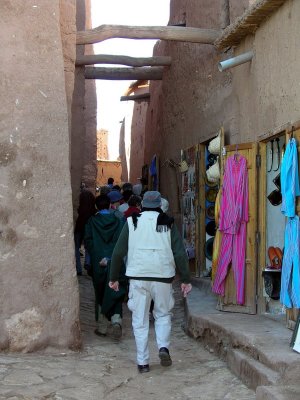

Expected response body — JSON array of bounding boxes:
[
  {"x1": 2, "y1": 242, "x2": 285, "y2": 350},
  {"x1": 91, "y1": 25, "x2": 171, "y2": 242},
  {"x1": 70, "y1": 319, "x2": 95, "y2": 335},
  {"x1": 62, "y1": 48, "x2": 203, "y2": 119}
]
[
  {"x1": 231, "y1": 0, "x2": 300, "y2": 141},
  {"x1": 129, "y1": 87, "x2": 149, "y2": 184},
  {"x1": 82, "y1": 0, "x2": 97, "y2": 192},
  {"x1": 144, "y1": 0, "x2": 249, "y2": 219},
  {"x1": 0, "y1": 0, "x2": 80, "y2": 351}
]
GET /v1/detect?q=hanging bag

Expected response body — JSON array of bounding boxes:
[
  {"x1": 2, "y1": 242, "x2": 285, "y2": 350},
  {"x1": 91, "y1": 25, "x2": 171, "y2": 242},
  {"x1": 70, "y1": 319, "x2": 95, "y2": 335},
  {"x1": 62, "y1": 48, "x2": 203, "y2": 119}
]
[{"x1": 208, "y1": 131, "x2": 221, "y2": 155}]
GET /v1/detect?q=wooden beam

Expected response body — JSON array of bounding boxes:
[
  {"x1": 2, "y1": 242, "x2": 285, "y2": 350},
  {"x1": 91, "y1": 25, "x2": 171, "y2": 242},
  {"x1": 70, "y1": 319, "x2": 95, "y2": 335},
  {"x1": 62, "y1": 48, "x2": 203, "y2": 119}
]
[
  {"x1": 84, "y1": 66, "x2": 164, "y2": 80},
  {"x1": 120, "y1": 93, "x2": 150, "y2": 101},
  {"x1": 76, "y1": 54, "x2": 172, "y2": 67},
  {"x1": 77, "y1": 24, "x2": 221, "y2": 45}
]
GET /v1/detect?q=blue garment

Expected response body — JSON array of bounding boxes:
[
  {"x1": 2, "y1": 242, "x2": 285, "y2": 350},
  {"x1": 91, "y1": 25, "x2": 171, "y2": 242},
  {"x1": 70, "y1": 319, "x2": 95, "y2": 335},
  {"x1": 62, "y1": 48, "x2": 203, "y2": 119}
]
[
  {"x1": 281, "y1": 138, "x2": 300, "y2": 217},
  {"x1": 280, "y1": 216, "x2": 300, "y2": 308},
  {"x1": 150, "y1": 155, "x2": 158, "y2": 190}
]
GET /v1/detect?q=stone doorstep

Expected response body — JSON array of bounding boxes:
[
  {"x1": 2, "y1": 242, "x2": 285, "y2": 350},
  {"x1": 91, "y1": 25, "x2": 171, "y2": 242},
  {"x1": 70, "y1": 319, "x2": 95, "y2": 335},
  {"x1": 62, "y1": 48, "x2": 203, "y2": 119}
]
[
  {"x1": 185, "y1": 286, "x2": 300, "y2": 391},
  {"x1": 227, "y1": 348, "x2": 280, "y2": 390},
  {"x1": 256, "y1": 385, "x2": 300, "y2": 400}
]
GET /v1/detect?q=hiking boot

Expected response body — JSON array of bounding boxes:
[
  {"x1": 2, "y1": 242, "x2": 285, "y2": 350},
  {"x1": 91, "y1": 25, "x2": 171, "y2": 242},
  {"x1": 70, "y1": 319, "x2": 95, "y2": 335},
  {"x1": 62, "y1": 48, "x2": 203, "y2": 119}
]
[
  {"x1": 137, "y1": 364, "x2": 150, "y2": 373},
  {"x1": 159, "y1": 347, "x2": 172, "y2": 367},
  {"x1": 111, "y1": 323, "x2": 122, "y2": 340}
]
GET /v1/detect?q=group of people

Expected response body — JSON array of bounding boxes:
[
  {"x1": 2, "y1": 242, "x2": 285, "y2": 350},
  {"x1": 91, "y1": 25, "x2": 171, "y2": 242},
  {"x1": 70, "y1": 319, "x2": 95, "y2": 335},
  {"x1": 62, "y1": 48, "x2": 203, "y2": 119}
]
[{"x1": 74, "y1": 178, "x2": 192, "y2": 373}]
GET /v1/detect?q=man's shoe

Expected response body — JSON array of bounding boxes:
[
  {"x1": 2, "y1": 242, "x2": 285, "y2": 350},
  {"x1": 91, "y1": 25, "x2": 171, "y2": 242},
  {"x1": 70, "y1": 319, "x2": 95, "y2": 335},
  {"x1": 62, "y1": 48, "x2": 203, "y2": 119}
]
[
  {"x1": 111, "y1": 323, "x2": 122, "y2": 340},
  {"x1": 137, "y1": 364, "x2": 150, "y2": 373},
  {"x1": 159, "y1": 347, "x2": 172, "y2": 367}
]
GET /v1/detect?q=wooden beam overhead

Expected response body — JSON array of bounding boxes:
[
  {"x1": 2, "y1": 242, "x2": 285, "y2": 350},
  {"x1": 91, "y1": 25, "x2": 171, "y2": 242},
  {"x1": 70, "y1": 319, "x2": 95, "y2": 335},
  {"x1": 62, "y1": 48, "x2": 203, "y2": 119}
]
[
  {"x1": 77, "y1": 24, "x2": 221, "y2": 45},
  {"x1": 76, "y1": 54, "x2": 172, "y2": 67},
  {"x1": 120, "y1": 93, "x2": 150, "y2": 101},
  {"x1": 84, "y1": 66, "x2": 164, "y2": 80}
]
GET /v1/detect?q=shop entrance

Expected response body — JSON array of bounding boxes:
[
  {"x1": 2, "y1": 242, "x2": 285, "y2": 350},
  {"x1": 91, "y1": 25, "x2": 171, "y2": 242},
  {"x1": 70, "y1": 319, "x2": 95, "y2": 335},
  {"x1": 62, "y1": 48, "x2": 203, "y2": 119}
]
[{"x1": 216, "y1": 142, "x2": 258, "y2": 315}]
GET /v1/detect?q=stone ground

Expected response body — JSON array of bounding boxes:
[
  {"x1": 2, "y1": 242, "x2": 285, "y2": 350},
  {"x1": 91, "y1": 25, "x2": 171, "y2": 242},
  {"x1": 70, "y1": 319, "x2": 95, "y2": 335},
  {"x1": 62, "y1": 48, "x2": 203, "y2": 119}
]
[{"x1": 0, "y1": 272, "x2": 256, "y2": 400}]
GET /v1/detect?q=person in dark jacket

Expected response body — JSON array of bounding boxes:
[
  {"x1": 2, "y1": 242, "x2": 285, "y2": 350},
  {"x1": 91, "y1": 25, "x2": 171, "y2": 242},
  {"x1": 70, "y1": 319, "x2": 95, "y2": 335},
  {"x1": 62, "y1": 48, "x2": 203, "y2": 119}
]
[
  {"x1": 84, "y1": 194, "x2": 127, "y2": 339},
  {"x1": 74, "y1": 184, "x2": 95, "y2": 275}
]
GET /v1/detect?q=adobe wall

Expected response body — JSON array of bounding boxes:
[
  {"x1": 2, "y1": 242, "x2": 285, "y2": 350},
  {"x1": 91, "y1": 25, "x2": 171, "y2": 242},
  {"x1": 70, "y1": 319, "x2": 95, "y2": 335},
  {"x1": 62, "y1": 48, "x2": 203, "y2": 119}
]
[
  {"x1": 144, "y1": 0, "x2": 249, "y2": 218},
  {"x1": 0, "y1": 1, "x2": 80, "y2": 351},
  {"x1": 96, "y1": 161, "x2": 122, "y2": 187},
  {"x1": 82, "y1": 0, "x2": 97, "y2": 192},
  {"x1": 129, "y1": 88, "x2": 149, "y2": 184},
  {"x1": 231, "y1": 0, "x2": 300, "y2": 141}
]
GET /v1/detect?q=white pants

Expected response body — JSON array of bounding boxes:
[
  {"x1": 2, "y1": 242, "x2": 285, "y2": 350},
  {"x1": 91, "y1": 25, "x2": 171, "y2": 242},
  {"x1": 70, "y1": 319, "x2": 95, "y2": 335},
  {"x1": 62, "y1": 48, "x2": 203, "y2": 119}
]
[{"x1": 127, "y1": 279, "x2": 175, "y2": 365}]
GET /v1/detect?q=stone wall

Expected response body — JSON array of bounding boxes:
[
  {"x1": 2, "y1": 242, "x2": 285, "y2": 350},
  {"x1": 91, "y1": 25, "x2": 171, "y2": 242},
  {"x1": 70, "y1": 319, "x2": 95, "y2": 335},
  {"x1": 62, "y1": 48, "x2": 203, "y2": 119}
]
[{"x1": 0, "y1": 0, "x2": 80, "y2": 351}]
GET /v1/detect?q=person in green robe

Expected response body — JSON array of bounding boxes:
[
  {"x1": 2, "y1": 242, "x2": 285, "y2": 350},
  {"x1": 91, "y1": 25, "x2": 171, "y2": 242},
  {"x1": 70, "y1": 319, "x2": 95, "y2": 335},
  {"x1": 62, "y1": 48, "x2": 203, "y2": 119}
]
[{"x1": 84, "y1": 194, "x2": 127, "y2": 339}]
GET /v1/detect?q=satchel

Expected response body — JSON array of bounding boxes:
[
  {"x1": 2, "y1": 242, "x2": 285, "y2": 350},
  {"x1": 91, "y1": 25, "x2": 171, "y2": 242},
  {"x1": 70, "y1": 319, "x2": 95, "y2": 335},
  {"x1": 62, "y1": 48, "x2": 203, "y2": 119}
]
[{"x1": 208, "y1": 131, "x2": 221, "y2": 155}]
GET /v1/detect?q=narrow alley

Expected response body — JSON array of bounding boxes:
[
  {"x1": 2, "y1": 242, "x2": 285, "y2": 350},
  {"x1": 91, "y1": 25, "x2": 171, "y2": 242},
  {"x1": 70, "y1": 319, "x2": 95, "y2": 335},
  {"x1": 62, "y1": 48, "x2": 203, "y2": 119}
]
[{"x1": 0, "y1": 271, "x2": 255, "y2": 400}]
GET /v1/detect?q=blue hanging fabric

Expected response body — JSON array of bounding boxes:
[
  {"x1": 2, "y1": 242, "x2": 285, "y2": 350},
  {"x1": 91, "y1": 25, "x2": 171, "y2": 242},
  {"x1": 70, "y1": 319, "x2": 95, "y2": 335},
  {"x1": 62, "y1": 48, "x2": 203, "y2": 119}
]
[
  {"x1": 280, "y1": 136, "x2": 300, "y2": 308},
  {"x1": 149, "y1": 154, "x2": 158, "y2": 190}
]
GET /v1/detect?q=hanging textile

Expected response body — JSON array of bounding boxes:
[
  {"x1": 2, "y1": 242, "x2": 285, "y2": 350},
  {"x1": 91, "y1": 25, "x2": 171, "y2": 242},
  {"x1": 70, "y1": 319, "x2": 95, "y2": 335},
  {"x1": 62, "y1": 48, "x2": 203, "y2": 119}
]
[
  {"x1": 280, "y1": 138, "x2": 300, "y2": 307},
  {"x1": 149, "y1": 154, "x2": 158, "y2": 190},
  {"x1": 280, "y1": 138, "x2": 300, "y2": 217},
  {"x1": 212, "y1": 154, "x2": 249, "y2": 304}
]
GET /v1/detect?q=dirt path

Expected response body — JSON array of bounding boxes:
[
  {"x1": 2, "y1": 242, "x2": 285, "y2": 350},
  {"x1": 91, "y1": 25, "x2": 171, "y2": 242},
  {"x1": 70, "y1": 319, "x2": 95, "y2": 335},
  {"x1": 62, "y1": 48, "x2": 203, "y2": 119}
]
[{"x1": 0, "y1": 273, "x2": 255, "y2": 399}]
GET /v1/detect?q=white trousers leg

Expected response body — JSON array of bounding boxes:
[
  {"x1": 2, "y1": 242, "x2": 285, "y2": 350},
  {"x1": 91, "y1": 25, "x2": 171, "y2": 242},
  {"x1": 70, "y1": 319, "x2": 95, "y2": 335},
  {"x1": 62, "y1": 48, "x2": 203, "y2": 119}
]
[
  {"x1": 151, "y1": 282, "x2": 174, "y2": 350},
  {"x1": 127, "y1": 280, "x2": 174, "y2": 365}
]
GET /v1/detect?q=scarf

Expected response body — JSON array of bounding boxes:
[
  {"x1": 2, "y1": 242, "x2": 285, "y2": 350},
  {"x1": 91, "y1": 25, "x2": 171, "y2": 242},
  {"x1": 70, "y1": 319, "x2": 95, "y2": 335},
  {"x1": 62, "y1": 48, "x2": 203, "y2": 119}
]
[{"x1": 132, "y1": 208, "x2": 174, "y2": 232}]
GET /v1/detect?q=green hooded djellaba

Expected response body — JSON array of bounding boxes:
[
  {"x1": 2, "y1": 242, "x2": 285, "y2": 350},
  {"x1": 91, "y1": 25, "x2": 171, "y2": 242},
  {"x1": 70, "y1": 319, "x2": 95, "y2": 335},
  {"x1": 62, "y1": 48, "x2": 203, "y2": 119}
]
[{"x1": 84, "y1": 211, "x2": 127, "y2": 322}]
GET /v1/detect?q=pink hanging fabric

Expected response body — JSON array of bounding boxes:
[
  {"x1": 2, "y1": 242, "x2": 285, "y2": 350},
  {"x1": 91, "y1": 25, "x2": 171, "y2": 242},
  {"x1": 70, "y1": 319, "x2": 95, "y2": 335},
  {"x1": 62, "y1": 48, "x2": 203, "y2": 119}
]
[{"x1": 212, "y1": 154, "x2": 249, "y2": 304}]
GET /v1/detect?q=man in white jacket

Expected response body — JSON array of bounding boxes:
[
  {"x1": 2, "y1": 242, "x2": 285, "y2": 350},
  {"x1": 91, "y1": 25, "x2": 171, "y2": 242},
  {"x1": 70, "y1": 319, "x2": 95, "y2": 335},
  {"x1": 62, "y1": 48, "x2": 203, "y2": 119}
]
[{"x1": 109, "y1": 191, "x2": 192, "y2": 373}]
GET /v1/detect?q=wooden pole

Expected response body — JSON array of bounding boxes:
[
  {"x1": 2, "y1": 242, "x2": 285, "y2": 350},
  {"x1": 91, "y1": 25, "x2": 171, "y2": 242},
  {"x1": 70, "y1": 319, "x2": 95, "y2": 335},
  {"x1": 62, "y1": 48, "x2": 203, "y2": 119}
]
[
  {"x1": 77, "y1": 25, "x2": 221, "y2": 45},
  {"x1": 84, "y1": 66, "x2": 164, "y2": 80},
  {"x1": 120, "y1": 93, "x2": 150, "y2": 101},
  {"x1": 76, "y1": 54, "x2": 172, "y2": 67}
]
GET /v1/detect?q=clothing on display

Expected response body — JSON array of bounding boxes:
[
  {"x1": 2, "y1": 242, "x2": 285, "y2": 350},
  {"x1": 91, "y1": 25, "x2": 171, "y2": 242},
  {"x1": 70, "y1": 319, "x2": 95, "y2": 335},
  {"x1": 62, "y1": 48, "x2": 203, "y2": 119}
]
[
  {"x1": 279, "y1": 137, "x2": 300, "y2": 308},
  {"x1": 212, "y1": 154, "x2": 249, "y2": 305},
  {"x1": 280, "y1": 138, "x2": 300, "y2": 217},
  {"x1": 280, "y1": 216, "x2": 300, "y2": 308}
]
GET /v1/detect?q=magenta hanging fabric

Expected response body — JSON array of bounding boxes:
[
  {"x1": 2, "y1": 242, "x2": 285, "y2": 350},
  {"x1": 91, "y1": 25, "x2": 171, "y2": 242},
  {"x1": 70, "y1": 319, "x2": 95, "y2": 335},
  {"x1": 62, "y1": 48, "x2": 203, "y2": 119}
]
[{"x1": 212, "y1": 154, "x2": 249, "y2": 305}]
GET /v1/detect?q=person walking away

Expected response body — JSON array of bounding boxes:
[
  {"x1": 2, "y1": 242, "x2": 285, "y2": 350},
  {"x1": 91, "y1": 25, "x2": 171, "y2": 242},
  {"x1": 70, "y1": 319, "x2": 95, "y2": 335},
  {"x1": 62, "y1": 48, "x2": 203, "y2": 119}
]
[
  {"x1": 124, "y1": 195, "x2": 142, "y2": 219},
  {"x1": 84, "y1": 194, "x2": 127, "y2": 339},
  {"x1": 107, "y1": 177, "x2": 114, "y2": 189},
  {"x1": 109, "y1": 191, "x2": 192, "y2": 373},
  {"x1": 74, "y1": 183, "x2": 95, "y2": 276},
  {"x1": 118, "y1": 189, "x2": 133, "y2": 214}
]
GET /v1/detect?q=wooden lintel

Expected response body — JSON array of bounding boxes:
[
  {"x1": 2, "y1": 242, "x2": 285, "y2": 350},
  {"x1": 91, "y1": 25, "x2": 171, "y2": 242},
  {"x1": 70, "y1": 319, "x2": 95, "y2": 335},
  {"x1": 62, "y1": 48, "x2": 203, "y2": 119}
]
[
  {"x1": 76, "y1": 54, "x2": 172, "y2": 67},
  {"x1": 77, "y1": 24, "x2": 221, "y2": 45},
  {"x1": 85, "y1": 66, "x2": 164, "y2": 80},
  {"x1": 120, "y1": 93, "x2": 150, "y2": 102}
]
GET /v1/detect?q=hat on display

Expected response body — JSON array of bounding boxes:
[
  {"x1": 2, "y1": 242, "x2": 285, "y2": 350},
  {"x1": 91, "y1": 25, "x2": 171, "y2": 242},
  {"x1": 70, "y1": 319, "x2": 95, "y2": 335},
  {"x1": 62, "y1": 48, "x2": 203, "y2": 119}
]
[
  {"x1": 207, "y1": 153, "x2": 218, "y2": 167},
  {"x1": 206, "y1": 159, "x2": 220, "y2": 183},
  {"x1": 206, "y1": 220, "x2": 216, "y2": 236},
  {"x1": 206, "y1": 205, "x2": 215, "y2": 220},
  {"x1": 204, "y1": 175, "x2": 218, "y2": 188},
  {"x1": 142, "y1": 191, "x2": 162, "y2": 208},
  {"x1": 107, "y1": 190, "x2": 123, "y2": 203},
  {"x1": 205, "y1": 188, "x2": 218, "y2": 203},
  {"x1": 208, "y1": 131, "x2": 221, "y2": 155},
  {"x1": 204, "y1": 237, "x2": 214, "y2": 261}
]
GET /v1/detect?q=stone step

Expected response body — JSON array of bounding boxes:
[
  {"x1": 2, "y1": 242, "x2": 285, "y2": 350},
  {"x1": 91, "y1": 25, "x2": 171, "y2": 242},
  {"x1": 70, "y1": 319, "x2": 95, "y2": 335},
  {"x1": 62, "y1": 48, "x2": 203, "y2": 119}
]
[
  {"x1": 227, "y1": 348, "x2": 280, "y2": 390},
  {"x1": 256, "y1": 385, "x2": 300, "y2": 400}
]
